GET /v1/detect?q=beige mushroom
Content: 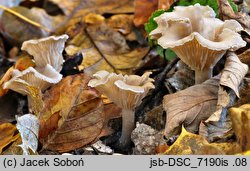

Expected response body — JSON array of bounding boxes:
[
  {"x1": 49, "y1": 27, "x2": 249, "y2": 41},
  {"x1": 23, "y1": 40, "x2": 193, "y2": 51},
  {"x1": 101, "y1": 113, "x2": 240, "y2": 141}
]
[
  {"x1": 21, "y1": 34, "x2": 69, "y2": 72},
  {"x1": 88, "y1": 70, "x2": 155, "y2": 148},
  {"x1": 150, "y1": 4, "x2": 246, "y2": 84},
  {"x1": 4, "y1": 64, "x2": 62, "y2": 114},
  {"x1": 4, "y1": 64, "x2": 62, "y2": 93}
]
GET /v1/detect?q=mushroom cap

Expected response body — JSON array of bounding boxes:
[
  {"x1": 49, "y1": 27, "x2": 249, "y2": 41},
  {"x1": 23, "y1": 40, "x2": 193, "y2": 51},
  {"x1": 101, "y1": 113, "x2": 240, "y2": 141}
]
[
  {"x1": 21, "y1": 34, "x2": 69, "y2": 72},
  {"x1": 88, "y1": 71, "x2": 155, "y2": 110},
  {"x1": 150, "y1": 4, "x2": 246, "y2": 71},
  {"x1": 3, "y1": 64, "x2": 62, "y2": 96}
]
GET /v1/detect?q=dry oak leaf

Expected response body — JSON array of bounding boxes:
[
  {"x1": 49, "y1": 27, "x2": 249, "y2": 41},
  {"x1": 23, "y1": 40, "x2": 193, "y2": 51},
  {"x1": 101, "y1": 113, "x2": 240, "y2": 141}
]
[
  {"x1": 65, "y1": 22, "x2": 149, "y2": 75},
  {"x1": 164, "y1": 126, "x2": 240, "y2": 155},
  {"x1": 0, "y1": 123, "x2": 19, "y2": 154},
  {"x1": 39, "y1": 74, "x2": 105, "y2": 152},
  {"x1": 163, "y1": 77, "x2": 219, "y2": 139},
  {"x1": 229, "y1": 104, "x2": 250, "y2": 152}
]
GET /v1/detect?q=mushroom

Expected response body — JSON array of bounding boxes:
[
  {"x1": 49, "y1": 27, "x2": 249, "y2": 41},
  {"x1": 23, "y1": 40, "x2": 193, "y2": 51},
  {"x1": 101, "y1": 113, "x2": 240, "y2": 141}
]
[
  {"x1": 150, "y1": 4, "x2": 246, "y2": 84},
  {"x1": 88, "y1": 70, "x2": 155, "y2": 148},
  {"x1": 4, "y1": 64, "x2": 62, "y2": 114},
  {"x1": 21, "y1": 34, "x2": 69, "y2": 72}
]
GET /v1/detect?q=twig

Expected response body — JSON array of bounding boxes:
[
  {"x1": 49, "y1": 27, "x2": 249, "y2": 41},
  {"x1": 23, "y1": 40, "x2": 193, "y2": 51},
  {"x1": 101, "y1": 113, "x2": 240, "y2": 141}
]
[{"x1": 0, "y1": 5, "x2": 51, "y2": 33}]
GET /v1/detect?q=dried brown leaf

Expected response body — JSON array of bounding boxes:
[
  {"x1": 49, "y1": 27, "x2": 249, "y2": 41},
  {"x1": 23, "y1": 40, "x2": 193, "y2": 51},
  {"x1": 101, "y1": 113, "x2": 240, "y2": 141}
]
[
  {"x1": 65, "y1": 22, "x2": 149, "y2": 75},
  {"x1": 0, "y1": 66, "x2": 14, "y2": 97},
  {"x1": 202, "y1": 53, "x2": 247, "y2": 141},
  {"x1": 0, "y1": 6, "x2": 63, "y2": 45},
  {"x1": 220, "y1": 52, "x2": 248, "y2": 98},
  {"x1": 0, "y1": 123, "x2": 19, "y2": 154},
  {"x1": 107, "y1": 14, "x2": 134, "y2": 36},
  {"x1": 50, "y1": 0, "x2": 134, "y2": 16},
  {"x1": 39, "y1": 74, "x2": 105, "y2": 152},
  {"x1": 133, "y1": 0, "x2": 158, "y2": 27},
  {"x1": 56, "y1": 0, "x2": 134, "y2": 29},
  {"x1": 163, "y1": 77, "x2": 219, "y2": 138},
  {"x1": 239, "y1": 49, "x2": 250, "y2": 65},
  {"x1": 133, "y1": 0, "x2": 175, "y2": 27},
  {"x1": 164, "y1": 126, "x2": 240, "y2": 155},
  {"x1": 158, "y1": 0, "x2": 175, "y2": 10},
  {"x1": 229, "y1": 104, "x2": 250, "y2": 151}
]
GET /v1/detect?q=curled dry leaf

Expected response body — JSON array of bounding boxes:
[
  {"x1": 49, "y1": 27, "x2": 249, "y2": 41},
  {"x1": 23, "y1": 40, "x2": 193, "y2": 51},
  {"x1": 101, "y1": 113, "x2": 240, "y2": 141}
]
[
  {"x1": 65, "y1": 22, "x2": 149, "y2": 75},
  {"x1": 39, "y1": 74, "x2": 105, "y2": 152},
  {"x1": 16, "y1": 114, "x2": 39, "y2": 155},
  {"x1": 163, "y1": 77, "x2": 219, "y2": 139},
  {"x1": 229, "y1": 104, "x2": 250, "y2": 152},
  {"x1": 0, "y1": 123, "x2": 19, "y2": 154},
  {"x1": 206, "y1": 52, "x2": 248, "y2": 123},
  {"x1": 220, "y1": 52, "x2": 248, "y2": 98},
  {"x1": 164, "y1": 126, "x2": 241, "y2": 155}
]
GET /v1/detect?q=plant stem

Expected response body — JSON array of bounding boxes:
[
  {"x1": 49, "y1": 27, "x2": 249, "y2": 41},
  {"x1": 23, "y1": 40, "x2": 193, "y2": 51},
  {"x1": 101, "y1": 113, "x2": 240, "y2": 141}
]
[
  {"x1": 195, "y1": 68, "x2": 212, "y2": 84},
  {"x1": 119, "y1": 109, "x2": 135, "y2": 148}
]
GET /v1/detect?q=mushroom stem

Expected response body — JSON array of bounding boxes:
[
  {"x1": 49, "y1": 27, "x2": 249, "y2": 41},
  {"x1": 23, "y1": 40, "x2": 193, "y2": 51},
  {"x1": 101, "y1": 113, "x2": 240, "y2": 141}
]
[
  {"x1": 119, "y1": 109, "x2": 135, "y2": 148},
  {"x1": 195, "y1": 68, "x2": 213, "y2": 84}
]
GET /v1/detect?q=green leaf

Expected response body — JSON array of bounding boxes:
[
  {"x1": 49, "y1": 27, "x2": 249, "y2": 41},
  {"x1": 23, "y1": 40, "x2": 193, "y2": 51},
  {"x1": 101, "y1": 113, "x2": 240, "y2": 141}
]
[
  {"x1": 144, "y1": 9, "x2": 165, "y2": 35},
  {"x1": 156, "y1": 46, "x2": 176, "y2": 60}
]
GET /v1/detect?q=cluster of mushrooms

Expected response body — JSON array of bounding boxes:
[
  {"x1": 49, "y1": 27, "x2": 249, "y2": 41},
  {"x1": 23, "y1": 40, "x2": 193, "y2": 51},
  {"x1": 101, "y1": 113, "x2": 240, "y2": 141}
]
[
  {"x1": 88, "y1": 4, "x2": 247, "y2": 147},
  {"x1": 3, "y1": 35, "x2": 69, "y2": 113},
  {"x1": 2, "y1": 3, "x2": 247, "y2": 150}
]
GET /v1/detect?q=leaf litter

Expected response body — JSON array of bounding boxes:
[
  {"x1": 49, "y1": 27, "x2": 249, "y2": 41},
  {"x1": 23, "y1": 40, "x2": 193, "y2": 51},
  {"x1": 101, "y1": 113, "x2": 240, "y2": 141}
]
[{"x1": 0, "y1": 0, "x2": 249, "y2": 155}]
